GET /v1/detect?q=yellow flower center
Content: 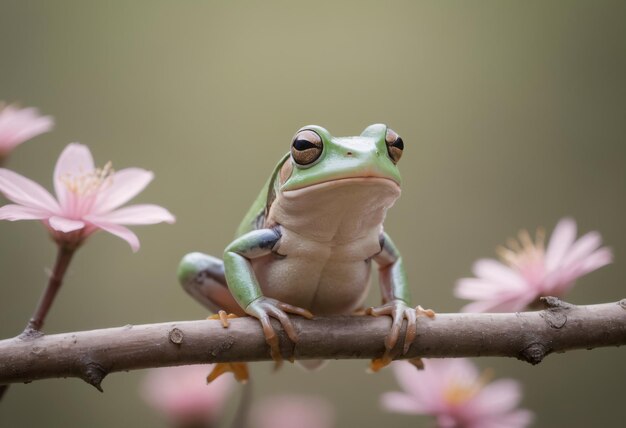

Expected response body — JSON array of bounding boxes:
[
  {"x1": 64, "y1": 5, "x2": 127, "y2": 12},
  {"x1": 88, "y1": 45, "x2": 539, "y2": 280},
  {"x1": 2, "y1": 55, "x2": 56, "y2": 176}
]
[
  {"x1": 61, "y1": 162, "x2": 114, "y2": 197},
  {"x1": 496, "y1": 228, "x2": 545, "y2": 270},
  {"x1": 442, "y1": 369, "x2": 493, "y2": 406}
]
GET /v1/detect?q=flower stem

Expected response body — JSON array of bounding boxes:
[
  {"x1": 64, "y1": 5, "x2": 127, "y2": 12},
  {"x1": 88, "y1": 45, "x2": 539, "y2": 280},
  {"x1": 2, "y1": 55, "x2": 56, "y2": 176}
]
[
  {"x1": 23, "y1": 245, "x2": 77, "y2": 335},
  {"x1": 231, "y1": 380, "x2": 253, "y2": 428},
  {"x1": 1, "y1": 245, "x2": 77, "y2": 403}
]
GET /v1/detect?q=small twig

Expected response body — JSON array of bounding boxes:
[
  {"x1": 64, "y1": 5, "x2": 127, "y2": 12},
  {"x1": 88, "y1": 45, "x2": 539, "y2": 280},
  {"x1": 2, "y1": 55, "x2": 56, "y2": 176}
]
[
  {"x1": 0, "y1": 298, "x2": 624, "y2": 391},
  {"x1": 22, "y1": 245, "x2": 76, "y2": 335}
]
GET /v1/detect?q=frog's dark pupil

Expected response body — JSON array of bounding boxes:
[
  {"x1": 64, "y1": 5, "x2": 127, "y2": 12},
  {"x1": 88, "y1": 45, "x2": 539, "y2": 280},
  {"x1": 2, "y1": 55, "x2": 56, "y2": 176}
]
[
  {"x1": 392, "y1": 137, "x2": 404, "y2": 150},
  {"x1": 293, "y1": 139, "x2": 317, "y2": 151}
]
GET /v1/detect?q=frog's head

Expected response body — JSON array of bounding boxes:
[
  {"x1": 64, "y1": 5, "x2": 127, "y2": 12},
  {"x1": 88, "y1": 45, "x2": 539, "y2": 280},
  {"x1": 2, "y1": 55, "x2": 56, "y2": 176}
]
[{"x1": 279, "y1": 124, "x2": 403, "y2": 192}]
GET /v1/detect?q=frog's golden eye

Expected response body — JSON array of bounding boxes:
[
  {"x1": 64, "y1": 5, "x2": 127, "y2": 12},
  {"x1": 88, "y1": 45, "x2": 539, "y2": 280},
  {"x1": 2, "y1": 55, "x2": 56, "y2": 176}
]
[
  {"x1": 291, "y1": 130, "x2": 323, "y2": 166},
  {"x1": 385, "y1": 128, "x2": 403, "y2": 164}
]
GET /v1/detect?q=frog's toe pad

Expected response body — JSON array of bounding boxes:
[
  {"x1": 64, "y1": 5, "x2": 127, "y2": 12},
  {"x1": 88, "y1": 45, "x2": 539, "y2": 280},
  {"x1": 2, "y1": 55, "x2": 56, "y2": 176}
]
[
  {"x1": 407, "y1": 357, "x2": 425, "y2": 370},
  {"x1": 206, "y1": 310, "x2": 239, "y2": 328},
  {"x1": 351, "y1": 307, "x2": 368, "y2": 316},
  {"x1": 416, "y1": 305, "x2": 436, "y2": 319},
  {"x1": 206, "y1": 362, "x2": 249, "y2": 384}
]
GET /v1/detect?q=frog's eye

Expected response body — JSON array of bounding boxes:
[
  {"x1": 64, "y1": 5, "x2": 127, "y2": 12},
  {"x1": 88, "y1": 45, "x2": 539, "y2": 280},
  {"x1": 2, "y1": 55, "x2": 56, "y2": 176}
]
[
  {"x1": 291, "y1": 130, "x2": 323, "y2": 166},
  {"x1": 385, "y1": 128, "x2": 404, "y2": 164}
]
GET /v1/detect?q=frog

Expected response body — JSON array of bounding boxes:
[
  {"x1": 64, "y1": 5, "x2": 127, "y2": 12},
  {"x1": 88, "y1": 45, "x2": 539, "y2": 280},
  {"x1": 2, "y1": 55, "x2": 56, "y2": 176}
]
[{"x1": 177, "y1": 124, "x2": 433, "y2": 382}]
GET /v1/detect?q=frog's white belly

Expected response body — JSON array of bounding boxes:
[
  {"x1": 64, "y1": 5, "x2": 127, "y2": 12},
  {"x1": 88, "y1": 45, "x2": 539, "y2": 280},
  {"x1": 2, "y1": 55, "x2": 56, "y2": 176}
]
[{"x1": 253, "y1": 177, "x2": 400, "y2": 314}]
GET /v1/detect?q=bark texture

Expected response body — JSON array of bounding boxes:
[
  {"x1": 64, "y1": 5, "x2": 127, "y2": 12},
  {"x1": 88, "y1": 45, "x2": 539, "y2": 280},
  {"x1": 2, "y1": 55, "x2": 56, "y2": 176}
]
[{"x1": 0, "y1": 297, "x2": 624, "y2": 391}]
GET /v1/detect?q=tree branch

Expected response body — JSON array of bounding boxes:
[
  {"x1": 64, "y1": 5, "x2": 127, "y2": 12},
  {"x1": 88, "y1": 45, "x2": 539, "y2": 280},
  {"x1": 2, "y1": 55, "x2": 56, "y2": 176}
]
[{"x1": 1, "y1": 297, "x2": 625, "y2": 391}]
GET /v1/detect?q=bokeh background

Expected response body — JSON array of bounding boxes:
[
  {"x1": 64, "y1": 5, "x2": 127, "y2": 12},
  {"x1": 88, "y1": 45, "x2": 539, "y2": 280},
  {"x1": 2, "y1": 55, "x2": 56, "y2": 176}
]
[{"x1": 1, "y1": 1, "x2": 625, "y2": 427}]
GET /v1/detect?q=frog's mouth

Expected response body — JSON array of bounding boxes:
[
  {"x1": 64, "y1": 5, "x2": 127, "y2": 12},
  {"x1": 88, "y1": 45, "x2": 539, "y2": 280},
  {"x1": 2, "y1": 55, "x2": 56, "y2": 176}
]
[
  {"x1": 282, "y1": 175, "x2": 400, "y2": 193},
  {"x1": 276, "y1": 177, "x2": 401, "y2": 225}
]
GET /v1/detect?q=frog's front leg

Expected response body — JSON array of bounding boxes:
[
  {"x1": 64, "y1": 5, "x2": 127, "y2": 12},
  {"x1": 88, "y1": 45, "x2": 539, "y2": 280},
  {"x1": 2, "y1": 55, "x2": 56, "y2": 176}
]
[
  {"x1": 224, "y1": 226, "x2": 313, "y2": 362},
  {"x1": 367, "y1": 232, "x2": 435, "y2": 366}
]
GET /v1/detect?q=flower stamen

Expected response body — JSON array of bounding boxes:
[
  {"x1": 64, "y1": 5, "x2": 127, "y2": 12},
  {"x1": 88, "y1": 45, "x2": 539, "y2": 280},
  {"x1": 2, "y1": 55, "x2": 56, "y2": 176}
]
[
  {"x1": 443, "y1": 368, "x2": 494, "y2": 406},
  {"x1": 496, "y1": 228, "x2": 545, "y2": 270},
  {"x1": 60, "y1": 161, "x2": 114, "y2": 197}
]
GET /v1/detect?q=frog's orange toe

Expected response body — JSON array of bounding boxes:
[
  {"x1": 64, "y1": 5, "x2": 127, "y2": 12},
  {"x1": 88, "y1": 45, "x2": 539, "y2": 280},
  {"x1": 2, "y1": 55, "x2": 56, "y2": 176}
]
[
  {"x1": 416, "y1": 305, "x2": 436, "y2": 319},
  {"x1": 207, "y1": 310, "x2": 239, "y2": 328},
  {"x1": 206, "y1": 362, "x2": 249, "y2": 384},
  {"x1": 367, "y1": 352, "x2": 393, "y2": 373}
]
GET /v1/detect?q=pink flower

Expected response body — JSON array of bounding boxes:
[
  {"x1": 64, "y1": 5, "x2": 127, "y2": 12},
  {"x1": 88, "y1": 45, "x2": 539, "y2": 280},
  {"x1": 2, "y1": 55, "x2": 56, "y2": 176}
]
[
  {"x1": 251, "y1": 395, "x2": 335, "y2": 428},
  {"x1": 141, "y1": 364, "x2": 236, "y2": 426},
  {"x1": 0, "y1": 143, "x2": 174, "y2": 251},
  {"x1": 381, "y1": 359, "x2": 533, "y2": 428},
  {"x1": 454, "y1": 218, "x2": 612, "y2": 312},
  {"x1": 0, "y1": 104, "x2": 54, "y2": 157}
]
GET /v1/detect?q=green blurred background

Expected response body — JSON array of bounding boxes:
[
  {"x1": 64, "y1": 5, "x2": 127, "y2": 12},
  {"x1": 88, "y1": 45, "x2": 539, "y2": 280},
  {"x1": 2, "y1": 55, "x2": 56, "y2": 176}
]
[{"x1": 1, "y1": 1, "x2": 624, "y2": 427}]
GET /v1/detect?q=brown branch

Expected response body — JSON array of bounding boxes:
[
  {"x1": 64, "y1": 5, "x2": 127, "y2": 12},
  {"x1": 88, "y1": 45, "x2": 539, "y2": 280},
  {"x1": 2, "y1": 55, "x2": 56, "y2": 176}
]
[{"x1": 0, "y1": 297, "x2": 625, "y2": 392}]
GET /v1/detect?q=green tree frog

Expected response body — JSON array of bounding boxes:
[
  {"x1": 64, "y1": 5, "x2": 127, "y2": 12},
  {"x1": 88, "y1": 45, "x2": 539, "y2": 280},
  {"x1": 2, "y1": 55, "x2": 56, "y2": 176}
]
[{"x1": 178, "y1": 124, "x2": 432, "y2": 380}]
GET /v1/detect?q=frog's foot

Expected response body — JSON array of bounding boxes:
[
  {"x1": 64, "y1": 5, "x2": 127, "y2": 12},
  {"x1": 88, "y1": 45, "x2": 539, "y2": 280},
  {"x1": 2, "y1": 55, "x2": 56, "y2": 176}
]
[
  {"x1": 367, "y1": 301, "x2": 436, "y2": 355},
  {"x1": 368, "y1": 352, "x2": 393, "y2": 373},
  {"x1": 407, "y1": 357, "x2": 425, "y2": 370},
  {"x1": 351, "y1": 307, "x2": 368, "y2": 316},
  {"x1": 207, "y1": 310, "x2": 238, "y2": 328},
  {"x1": 416, "y1": 305, "x2": 436, "y2": 319},
  {"x1": 206, "y1": 362, "x2": 249, "y2": 384},
  {"x1": 245, "y1": 297, "x2": 313, "y2": 364}
]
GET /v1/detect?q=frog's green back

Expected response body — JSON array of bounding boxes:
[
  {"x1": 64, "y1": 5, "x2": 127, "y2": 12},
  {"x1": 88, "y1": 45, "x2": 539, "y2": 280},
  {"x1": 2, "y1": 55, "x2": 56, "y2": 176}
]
[{"x1": 235, "y1": 153, "x2": 290, "y2": 237}]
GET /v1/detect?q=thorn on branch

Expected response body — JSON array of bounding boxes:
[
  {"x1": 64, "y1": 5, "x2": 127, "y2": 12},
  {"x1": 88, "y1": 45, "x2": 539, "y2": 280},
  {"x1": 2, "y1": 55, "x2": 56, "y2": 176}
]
[{"x1": 80, "y1": 360, "x2": 107, "y2": 392}]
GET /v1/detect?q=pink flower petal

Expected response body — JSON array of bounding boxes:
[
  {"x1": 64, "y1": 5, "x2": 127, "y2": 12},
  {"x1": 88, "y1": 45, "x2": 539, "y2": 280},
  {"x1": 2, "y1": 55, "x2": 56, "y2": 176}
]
[
  {"x1": 455, "y1": 278, "x2": 518, "y2": 300},
  {"x1": 438, "y1": 358, "x2": 480, "y2": 386},
  {"x1": 0, "y1": 168, "x2": 60, "y2": 212},
  {"x1": 391, "y1": 361, "x2": 441, "y2": 407},
  {"x1": 461, "y1": 294, "x2": 531, "y2": 313},
  {"x1": 560, "y1": 231, "x2": 603, "y2": 269},
  {"x1": 141, "y1": 365, "x2": 235, "y2": 424},
  {"x1": 87, "y1": 219, "x2": 140, "y2": 251},
  {"x1": 472, "y1": 259, "x2": 526, "y2": 289},
  {"x1": 470, "y1": 379, "x2": 523, "y2": 416},
  {"x1": 7, "y1": 114, "x2": 54, "y2": 147},
  {"x1": 0, "y1": 204, "x2": 50, "y2": 220},
  {"x1": 380, "y1": 392, "x2": 426, "y2": 414},
  {"x1": 94, "y1": 204, "x2": 175, "y2": 225},
  {"x1": 545, "y1": 218, "x2": 577, "y2": 272},
  {"x1": 480, "y1": 409, "x2": 534, "y2": 428},
  {"x1": 93, "y1": 168, "x2": 154, "y2": 213},
  {"x1": 0, "y1": 106, "x2": 54, "y2": 151},
  {"x1": 49, "y1": 216, "x2": 85, "y2": 232},
  {"x1": 53, "y1": 143, "x2": 95, "y2": 210},
  {"x1": 252, "y1": 395, "x2": 335, "y2": 428}
]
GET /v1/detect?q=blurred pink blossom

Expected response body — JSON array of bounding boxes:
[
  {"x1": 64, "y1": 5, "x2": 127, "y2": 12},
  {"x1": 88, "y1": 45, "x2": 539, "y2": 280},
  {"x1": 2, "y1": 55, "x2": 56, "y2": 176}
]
[
  {"x1": 381, "y1": 359, "x2": 533, "y2": 428},
  {"x1": 141, "y1": 364, "x2": 236, "y2": 427},
  {"x1": 0, "y1": 143, "x2": 175, "y2": 251},
  {"x1": 251, "y1": 395, "x2": 335, "y2": 428},
  {"x1": 0, "y1": 104, "x2": 53, "y2": 158},
  {"x1": 455, "y1": 218, "x2": 612, "y2": 312}
]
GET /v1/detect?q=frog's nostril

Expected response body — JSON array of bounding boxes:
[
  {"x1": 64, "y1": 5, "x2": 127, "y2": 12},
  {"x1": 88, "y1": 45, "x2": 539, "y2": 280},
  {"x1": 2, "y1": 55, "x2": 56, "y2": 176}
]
[{"x1": 346, "y1": 151, "x2": 353, "y2": 156}]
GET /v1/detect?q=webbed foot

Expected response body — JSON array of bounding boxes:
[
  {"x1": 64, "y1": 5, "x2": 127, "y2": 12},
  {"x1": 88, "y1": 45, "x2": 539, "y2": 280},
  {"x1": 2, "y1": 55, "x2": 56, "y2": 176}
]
[{"x1": 245, "y1": 297, "x2": 313, "y2": 364}]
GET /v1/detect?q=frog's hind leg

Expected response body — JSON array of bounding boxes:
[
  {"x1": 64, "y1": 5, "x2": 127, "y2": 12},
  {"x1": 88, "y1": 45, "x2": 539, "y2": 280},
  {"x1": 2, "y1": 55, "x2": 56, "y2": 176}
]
[
  {"x1": 178, "y1": 252, "x2": 245, "y2": 316},
  {"x1": 178, "y1": 252, "x2": 248, "y2": 383}
]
